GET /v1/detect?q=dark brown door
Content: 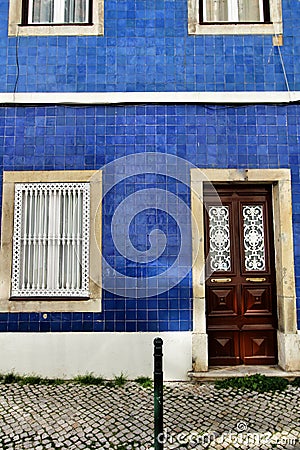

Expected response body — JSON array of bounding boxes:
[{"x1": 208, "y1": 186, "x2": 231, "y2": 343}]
[{"x1": 204, "y1": 185, "x2": 277, "y2": 366}]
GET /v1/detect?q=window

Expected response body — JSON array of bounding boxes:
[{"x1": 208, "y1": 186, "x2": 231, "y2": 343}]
[
  {"x1": 8, "y1": 0, "x2": 103, "y2": 36},
  {"x1": 0, "y1": 171, "x2": 102, "y2": 312},
  {"x1": 188, "y1": 0, "x2": 282, "y2": 34},
  {"x1": 11, "y1": 183, "x2": 90, "y2": 298},
  {"x1": 201, "y1": 0, "x2": 270, "y2": 23},
  {"x1": 23, "y1": 0, "x2": 91, "y2": 25}
]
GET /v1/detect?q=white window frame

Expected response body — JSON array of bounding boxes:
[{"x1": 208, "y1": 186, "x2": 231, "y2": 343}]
[
  {"x1": 0, "y1": 171, "x2": 102, "y2": 312},
  {"x1": 188, "y1": 0, "x2": 282, "y2": 34},
  {"x1": 8, "y1": 0, "x2": 103, "y2": 36}
]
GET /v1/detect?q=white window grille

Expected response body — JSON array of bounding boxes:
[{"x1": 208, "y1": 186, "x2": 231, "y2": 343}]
[
  {"x1": 28, "y1": 0, "x2": 89, "y2": 24},
  {"x1": 11, "y1": 183, "x2": 90, "y2": 298}
]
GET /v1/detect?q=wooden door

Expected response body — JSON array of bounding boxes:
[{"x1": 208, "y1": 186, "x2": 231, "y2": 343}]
[{"x1": 204, "y1": 185, "x2": 277, "y2": 366}]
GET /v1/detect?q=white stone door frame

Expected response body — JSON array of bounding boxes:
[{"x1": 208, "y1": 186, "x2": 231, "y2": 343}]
[{"x1": 191, "y1": 168, "x2": 300, "y2": 372}]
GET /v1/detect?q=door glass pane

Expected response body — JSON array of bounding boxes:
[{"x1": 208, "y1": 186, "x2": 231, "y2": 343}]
[
  {"x1": 243, "y1": 205, "x2": 266, "y2": 271},
  {"x1": 208, "y1": 206, "x2": 231, "y2": 271}
]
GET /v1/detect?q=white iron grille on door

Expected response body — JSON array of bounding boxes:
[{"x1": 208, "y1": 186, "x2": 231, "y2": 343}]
[
  {"x1": 208, "y1": 205, "x2": 231, "y2": 271},
  {"x1": 243, "y1": 204, "x2": 266, "y2": 271},
  {"x1": 11, "y1": 183, "x2": 90, "y2": 297}
]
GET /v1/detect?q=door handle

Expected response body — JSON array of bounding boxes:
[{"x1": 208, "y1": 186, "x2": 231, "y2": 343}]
[
  {"x1": 211, "y1": 278, "x2": 232, "y2": 283},
  {"x1": 246, "y1": 277, "x2": 266, "y2": 282}
]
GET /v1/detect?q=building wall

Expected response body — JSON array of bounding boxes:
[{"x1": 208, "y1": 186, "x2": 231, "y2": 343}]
[
  {"x1": 0, "y1": 0, "x2": 299, "y2": 92},
  {"x1": 0, "y1": 0, "x2": 299, "y2": 377}
]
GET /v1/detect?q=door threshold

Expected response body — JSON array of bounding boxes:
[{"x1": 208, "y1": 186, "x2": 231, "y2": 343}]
[{"x1": 188, "y1": 365, "x2": 300, "y2": 382}]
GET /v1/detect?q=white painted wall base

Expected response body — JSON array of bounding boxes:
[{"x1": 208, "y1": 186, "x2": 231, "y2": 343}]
[
  {"x1": 1, "y1": 330, "x2": 299, "y2": 379},
  {"x1": 0, "y1": 332, "x2": 192, "y2": 381}
]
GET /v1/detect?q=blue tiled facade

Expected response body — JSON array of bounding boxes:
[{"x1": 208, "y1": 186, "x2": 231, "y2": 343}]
[
  {"x1": 0, "y1": 0, "x2": 299, "y2": 335},
  {"x1": 0, "y1": 105, "x2": 299, "y2": 331},
  {"x1": 0, "y1": 1, "x2": 299, "y2": 92}
]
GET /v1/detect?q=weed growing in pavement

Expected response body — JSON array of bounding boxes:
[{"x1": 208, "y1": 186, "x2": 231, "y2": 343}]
[
  {"x1": 291, "y1": 377, "x2": 300, "y2": 387},
  {"x1": 73, "y1": 373, "x2": 105, "y2": 385},
  {"x1": 0, "y1": 372, "x2": 64, "y2": 385},
  {"x1": 134, "y1": 376, "x2": 153, "y2": 388},
  {"x1": 21, "y1": 376, "x2": 64, "y2": 385},
  {"x1": 0, "y1": 371, "x2": 124, "y2": 387},
  {"x1": 215, "y1": 374, "x2": 289, "y2": 393},
  {"x1": 0, "y1": 371, "x2": 292, "y2": 393},
  {"x1": 2, "y1": 373, "x2": 22, "y2": 384},
  {"x1": 113, "y1": 373, "x2": 128, "y2": 387}
]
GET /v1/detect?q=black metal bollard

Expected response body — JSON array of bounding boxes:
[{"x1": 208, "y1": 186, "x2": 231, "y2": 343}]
[{"x1": 153, "y1": 337, "x2": 163, "y2": 450}]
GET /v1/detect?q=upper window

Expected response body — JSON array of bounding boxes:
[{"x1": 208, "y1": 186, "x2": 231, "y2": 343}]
[
  {"x1": 201, "y1": 0, "x2": 270, "y2": 23},
  {"x1": 0, "y1": 171, "x2": 102, "y2": 312},
  {"x1": 188, "y1": 0, "x2": 282, "y2": 34},
  {"x1": 8, "y1": 0, "x2": 103, "y2": 35},
  {"x1": 23, "y1": 0, "x2": 91, "y2": 25}
]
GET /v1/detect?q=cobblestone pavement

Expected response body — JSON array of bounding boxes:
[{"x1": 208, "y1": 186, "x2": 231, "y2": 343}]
[{"x1": 0, "y1": 381, "x2": 300, "y2": 450}]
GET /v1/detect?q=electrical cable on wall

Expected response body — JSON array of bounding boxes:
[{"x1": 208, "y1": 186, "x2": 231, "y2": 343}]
[
  {"x1": 13, "y1": 27, "x2": 20, "y2": 95},
  {"x1": 272, "y1": 25, "x2": 292, "y2": 101}
]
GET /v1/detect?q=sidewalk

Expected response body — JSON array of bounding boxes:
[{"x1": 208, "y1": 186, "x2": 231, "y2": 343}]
[{"x1": 0, "y1": 381, "x2": 299, "y2": 449}]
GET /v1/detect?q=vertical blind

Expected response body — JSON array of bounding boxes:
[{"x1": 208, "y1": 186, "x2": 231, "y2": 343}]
[
  {"x1": 12, "y1": 183, "x2": 90, "y2": 297},
  {"x1": 203, "y1": 0, "x2": 264, "y2": 22},
  {"x1": 29, "y1": 0, "x2": 88, "y2": 24}
]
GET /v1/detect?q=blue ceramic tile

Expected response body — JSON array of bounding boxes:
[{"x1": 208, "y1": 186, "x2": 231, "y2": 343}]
[{"x1": 40, "y1": 322, "x2": 50, "y2": 332}]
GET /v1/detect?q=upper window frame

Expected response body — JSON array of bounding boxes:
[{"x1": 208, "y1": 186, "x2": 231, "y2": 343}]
[
  {"x1": 8, "y1": 0, "x2": 103, "y2": 36},
  {"x1": 188, "y1": 0, "x2": 282, "y2": 34},
  {"x1": 0, "y1": 170, "x2": 102, "y2": 312},
  {"x1": 200, "y1": 0, "x2": 270, "y2": 24},
  {"x1": 22, "y1": 0, "x2": 93, "y2": 26}
]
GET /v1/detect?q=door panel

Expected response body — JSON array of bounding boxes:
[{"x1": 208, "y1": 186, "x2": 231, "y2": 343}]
[
  {"x1": 243, "y1": 285, "x2": 272, "y2": 315},
  {"x1": 241, "y1": 330, "x2": 277, "y2": 365},
  {"x1": 208, "y1": 330, "x2": 240, "y2": 365},
  {"x1": 207, "y1": 287, "x2": 236, "y2": 316},
  {"x1": 205, "y1": 185, "x2": 277, "y2": 366}
]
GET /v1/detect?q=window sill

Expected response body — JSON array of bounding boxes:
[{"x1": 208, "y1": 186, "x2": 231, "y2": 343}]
[
  {"x1": 9, "y1": 23, "x2": 103, "y2": 36},
  {"x1": 10, "y1": 296, "x2": 91, "y2": 301},
  {"x1": 188, "y1": 22, "x2": 282, "y2": 35},
  {"x1": 4, "y1": 296, "x2": 102, "y2": 312}
]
